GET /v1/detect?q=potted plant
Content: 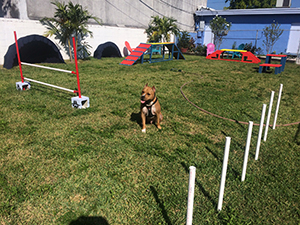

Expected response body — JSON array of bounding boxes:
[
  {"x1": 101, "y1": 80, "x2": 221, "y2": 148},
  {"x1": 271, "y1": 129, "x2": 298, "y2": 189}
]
[{"x1": 178, "y1": 31, "x2": 190, "y2": 53}]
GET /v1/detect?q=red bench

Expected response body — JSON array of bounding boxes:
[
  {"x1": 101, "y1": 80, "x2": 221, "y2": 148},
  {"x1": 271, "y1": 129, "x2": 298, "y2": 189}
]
[{"x1": 259, "y1": 63, "x2": 282, "y2": 74}]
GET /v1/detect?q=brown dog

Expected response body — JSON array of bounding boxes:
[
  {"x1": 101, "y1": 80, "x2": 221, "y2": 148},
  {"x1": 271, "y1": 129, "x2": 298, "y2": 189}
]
[{"x1": 140, "y1": 83, "x2": 163, "y2": 133}]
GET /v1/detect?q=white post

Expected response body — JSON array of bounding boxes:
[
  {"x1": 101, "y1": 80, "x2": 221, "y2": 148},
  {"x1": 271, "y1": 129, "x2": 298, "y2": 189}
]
[
  {"x1": 217, "y1": 137, "x2": 231, "y2": 211},
  {"x1": 263, "y1": 91, "x2": 275, "y2": 141},
  {"x1": 255, "y1": 104, "x2": 266, "y2": 160},
  {"x1": 241, "y1": 121, "x2": 253, "y2": 182},
  {"x1": 186, "y1": 166, "x2": 196, "y2": 225},
  {"x1": 272, "y1": 84, "x2": 283, "y2": 129}
]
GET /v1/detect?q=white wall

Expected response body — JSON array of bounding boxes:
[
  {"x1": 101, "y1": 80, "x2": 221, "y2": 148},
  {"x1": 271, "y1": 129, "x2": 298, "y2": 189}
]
[{"x1": 0, "y1": 18, "x2": 147, "y2": 65}]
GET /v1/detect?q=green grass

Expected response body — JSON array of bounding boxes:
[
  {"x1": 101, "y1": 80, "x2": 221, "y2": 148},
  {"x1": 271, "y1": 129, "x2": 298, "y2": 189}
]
[{"x1": 0, "y1": 55, "x2": 299, "y2": 224}]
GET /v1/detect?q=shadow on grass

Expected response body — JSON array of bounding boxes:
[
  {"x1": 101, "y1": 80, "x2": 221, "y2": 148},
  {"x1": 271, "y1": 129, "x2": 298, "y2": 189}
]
[
  {"x1": 181, "y1": 162, "x2": 217, "y2": 209},
  {"x1": 29, "y1": 84, "x2": 75, "y2": 100},
  {"x1": 69, "y1": 216, "x2": 109, "y2": 225},
  {"x1": 205, "y1": 146, "x2": 240, "y2": 179},
  {"x1": 294, "y1": 123, "x2": 300, "y2": 145},
  {"x1": 220, "y1": 130, "x2": 253, "y2": 157},
  {"x1": 130, "y1": 112, "x2": 142, "y2": 128},
  {"x1": 150, "y1": 186, "x2": 172, "y2": 225}
]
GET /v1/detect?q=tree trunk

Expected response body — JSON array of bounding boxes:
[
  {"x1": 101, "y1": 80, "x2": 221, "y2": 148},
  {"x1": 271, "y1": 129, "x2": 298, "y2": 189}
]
[{"x1": 68, "y1": 38, "x2": 73, "y2": 62}]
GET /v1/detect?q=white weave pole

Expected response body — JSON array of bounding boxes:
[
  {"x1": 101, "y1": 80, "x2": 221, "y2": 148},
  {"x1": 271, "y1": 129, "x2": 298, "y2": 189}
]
[
  {"x1": 255, "y1": 104, "x2": 267, "y2": 160},
  {"x1": 21, "y1": 62, "x2": 74, "y2": 74},
  {"x1": 241, "y1": 121, "x2": 253, "y2": 182},
  {"x1": 217, "y1": 137, "x2": 231, "y2": 211},
  {"x1": 272, "y1": 84, "x2": 283, "y2": 130},
  {"x1": 186, "y1": 166, "x2": 196, "y2": 225},
  {"x1": 24, "y1": 77, "x2": 75, "y2": 93},
  {"x1": 263, "y1": 91, "x2": 275, "y2": 142}
]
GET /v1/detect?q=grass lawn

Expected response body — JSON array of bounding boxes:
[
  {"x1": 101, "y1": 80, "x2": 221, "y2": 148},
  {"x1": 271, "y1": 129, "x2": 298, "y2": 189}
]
[{"x1": 0, "y1": 55, "x2": 299, "y2": 224}]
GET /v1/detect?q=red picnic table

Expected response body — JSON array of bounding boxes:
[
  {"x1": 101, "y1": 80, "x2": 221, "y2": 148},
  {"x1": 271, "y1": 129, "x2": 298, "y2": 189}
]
[
  {"x1": 265, "y1": 54, "x2": 287, "y2": 71},
  {"x1": 259, "y1": 54, "x2": 287, "y2": 74}
]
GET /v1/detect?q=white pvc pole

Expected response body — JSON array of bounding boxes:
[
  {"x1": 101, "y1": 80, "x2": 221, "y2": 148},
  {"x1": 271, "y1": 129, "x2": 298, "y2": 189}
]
[
  {"x1": 186, "y1": 166, "x2": 196, "y2": 225},
  {"x1": 241, "y1": 121, "x2": 253, "y2": 182},
  {"x1": 263, "y1": 91, "x2": 275, "y2": 142},
  {"x1": 272, "y1": 84, "x2": 283, "y2": 130},
  {"x1": 21, "y1": 62, "x2": 74, "y2": 74},
  {"x1": 255, "y1": 104, "x2": 266, "y2": 160},
  {"x1": 217, "y1": 137, "x2": 231, "y2": 211},
  {"x1": 24, "y1": 77, "x2": 75, "y2": 93}
]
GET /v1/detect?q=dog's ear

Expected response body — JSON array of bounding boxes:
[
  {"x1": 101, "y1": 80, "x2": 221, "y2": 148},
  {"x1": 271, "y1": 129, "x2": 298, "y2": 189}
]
[
  {"x1": 152, "y1": 86, "x2": 156, "y2": 92},
  {"x1": 144, "y1": 83, "x2": 148, "y2": 87}
]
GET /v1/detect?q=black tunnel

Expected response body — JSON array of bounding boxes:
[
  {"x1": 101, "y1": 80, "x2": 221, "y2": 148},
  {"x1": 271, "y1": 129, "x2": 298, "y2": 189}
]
[
  {"x1": 93, "y1": 42, "x2": 122, "y2": 59},
  {"x1": 3, "y1": 34, "x2": 65, "y2": 69}
]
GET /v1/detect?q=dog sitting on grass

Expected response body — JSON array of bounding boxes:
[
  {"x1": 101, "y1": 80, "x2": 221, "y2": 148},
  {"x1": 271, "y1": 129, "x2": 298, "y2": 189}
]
[{"x1": 140, "y1": 84, "x2": 163, "y2": 133}]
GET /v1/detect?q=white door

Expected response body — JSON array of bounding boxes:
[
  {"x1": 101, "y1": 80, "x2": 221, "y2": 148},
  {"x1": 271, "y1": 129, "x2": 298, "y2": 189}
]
[{"x1": 286, "y1": 23, "x2": 300, "y2": 54}]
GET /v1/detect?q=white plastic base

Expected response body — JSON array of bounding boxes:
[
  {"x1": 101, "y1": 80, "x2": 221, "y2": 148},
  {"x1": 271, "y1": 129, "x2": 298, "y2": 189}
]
[
  {"x1": 71, "y1": 96, "x2": 90, "y2": 109},
  {"x1": 16, "y1": 81, "x2": 31, "y2": 90}
]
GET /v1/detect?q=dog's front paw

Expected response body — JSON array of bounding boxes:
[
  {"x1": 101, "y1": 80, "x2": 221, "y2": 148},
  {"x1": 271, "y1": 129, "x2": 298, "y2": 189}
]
[
  {"x1": 142, "y1": 128, "x2": 146, "y2": 133},
  {"x1": 157, "y1": 125, "x2": 162, "y2": 130}
]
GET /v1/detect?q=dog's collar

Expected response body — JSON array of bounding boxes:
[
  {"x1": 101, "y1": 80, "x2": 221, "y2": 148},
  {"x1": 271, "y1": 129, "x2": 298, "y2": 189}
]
[{"x1": 146, "y1": 96, "x2": 158, "y2": 107}]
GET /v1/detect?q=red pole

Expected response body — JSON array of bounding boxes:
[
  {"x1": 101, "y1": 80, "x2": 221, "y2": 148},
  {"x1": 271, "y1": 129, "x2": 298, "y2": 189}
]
[
  {"x1": 72, "y1": 36, "x2": 81, "y2": 98},
  {"x1": 14, "y1": 31, "x2": 24, "y2": 83}
]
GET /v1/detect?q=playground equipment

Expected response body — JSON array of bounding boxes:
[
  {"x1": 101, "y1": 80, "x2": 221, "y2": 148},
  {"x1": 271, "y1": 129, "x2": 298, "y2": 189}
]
[
  {"x1": 259, "y1": 54, "x2": 287, "y2": 74},
  {"x1": 231, "y1": 43, "x2": 245, "y2": 59},
  {"x1": 120, "y1": 42, "x2": 185, "y2": 66},
  {"x1": 206, "y1": 49, "x2": 261, "y2": 63},
  {"x1": 14, "y1": 31, "x2": 89, "y2": 109}
]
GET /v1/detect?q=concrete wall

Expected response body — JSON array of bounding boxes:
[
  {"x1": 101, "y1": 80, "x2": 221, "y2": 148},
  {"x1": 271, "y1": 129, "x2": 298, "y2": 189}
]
[
  {"x1": 1, "y1": 0, "x2": 207, "y2": 30},
  {"x1": 24, "y1": 0, "x2": 206, "y2": 31},
  {"x1": 1, "y1": 0, "x2": 208, "y2": 65},
  {"x1": 0, "y1": 18, "x2": 147, "y2": 65}
]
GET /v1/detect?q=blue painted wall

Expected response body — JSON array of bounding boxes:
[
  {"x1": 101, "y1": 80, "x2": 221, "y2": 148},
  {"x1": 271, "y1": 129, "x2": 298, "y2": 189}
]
[{"x1": 195, "y1": 13, "x2": 300, "y2": 55}]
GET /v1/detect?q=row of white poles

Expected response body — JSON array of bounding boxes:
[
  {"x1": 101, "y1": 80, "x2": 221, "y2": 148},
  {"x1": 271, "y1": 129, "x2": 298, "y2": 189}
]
[{"x1": 186, "y1": 84, "x2": 283, "y2": 222}]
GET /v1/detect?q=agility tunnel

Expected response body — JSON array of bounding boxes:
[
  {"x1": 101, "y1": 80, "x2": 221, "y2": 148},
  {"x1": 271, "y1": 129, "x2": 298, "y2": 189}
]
[
  {"x1": 3, "y1": 34, "x2": 64, "y2": 69},
  {"x1": 93, "y1": 42, "x2": 122, "y2": 59}
]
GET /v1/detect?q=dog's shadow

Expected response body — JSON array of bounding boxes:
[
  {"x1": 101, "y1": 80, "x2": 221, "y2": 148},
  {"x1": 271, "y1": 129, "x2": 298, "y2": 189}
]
[
  {"x1": 131, "y1": 111, "x2": 158, "y2": 129},
  {"x1": 130, "y1": 112, "x2": 142, "y2": 128}
]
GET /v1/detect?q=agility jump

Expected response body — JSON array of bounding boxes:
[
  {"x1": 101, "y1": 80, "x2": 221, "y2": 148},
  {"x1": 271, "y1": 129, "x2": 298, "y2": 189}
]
[{"x1": 14, "y1": 31, "x2": 89, "y2": 109}]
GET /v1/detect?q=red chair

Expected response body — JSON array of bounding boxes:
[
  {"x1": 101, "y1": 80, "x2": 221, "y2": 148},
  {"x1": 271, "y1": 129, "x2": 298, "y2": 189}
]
[
  {"x1": 206, "y1": 43, "x2": 215, "y2": 56},
  {"x1": 125, "y1": 41, "x2": 135, "y2": 53}
]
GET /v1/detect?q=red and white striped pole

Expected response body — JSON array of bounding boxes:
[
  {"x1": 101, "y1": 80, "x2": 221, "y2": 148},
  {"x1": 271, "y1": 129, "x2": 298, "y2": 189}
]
[
  {"x1": 72, "y1": 36, "x2": 81, "y2": 98},
  {"x1": 14, "y1": 31, "x2": 24, "y2": 83}
]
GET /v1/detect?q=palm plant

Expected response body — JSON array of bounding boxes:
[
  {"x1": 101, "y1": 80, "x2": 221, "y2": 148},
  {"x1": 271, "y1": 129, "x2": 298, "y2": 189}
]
[
  {"x1": 145, "y1": 16, "x2": 180, "y2": 43},
  {"x1": 40, "y1": 1, "x2": 101, "y2": 61}
]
